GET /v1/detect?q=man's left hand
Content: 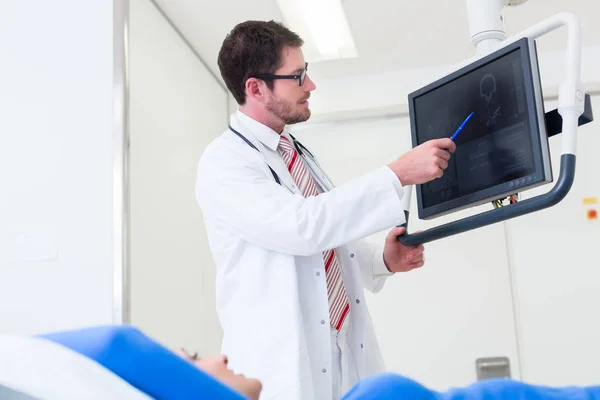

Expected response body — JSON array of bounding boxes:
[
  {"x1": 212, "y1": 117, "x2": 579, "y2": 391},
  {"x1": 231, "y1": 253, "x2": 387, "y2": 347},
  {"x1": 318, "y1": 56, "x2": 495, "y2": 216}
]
[{"x1": 382, "y1": 227, "x2": 425, "y2": 273}]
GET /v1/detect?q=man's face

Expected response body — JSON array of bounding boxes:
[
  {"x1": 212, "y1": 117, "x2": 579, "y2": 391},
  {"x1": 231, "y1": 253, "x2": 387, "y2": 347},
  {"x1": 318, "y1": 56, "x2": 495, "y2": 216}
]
[
  {"x1": 196, "y1": 355, "x2": 262, "y2": 400},
  {"x1": 265, "y1": 46, "x2": 316, "y2": 125}
]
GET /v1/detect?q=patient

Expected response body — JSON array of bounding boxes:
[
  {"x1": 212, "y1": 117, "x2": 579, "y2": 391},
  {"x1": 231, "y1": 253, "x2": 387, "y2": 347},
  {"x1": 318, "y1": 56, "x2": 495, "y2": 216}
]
[
  {"x1": 174, "y1": 350, "x2": 262, "y2": 400},
  {"x1": 42, "y1": 325, "x2": 600, "y2": 400},
  {"x1": 41, "y1": 325, "x2": 260, "y2": 400}
]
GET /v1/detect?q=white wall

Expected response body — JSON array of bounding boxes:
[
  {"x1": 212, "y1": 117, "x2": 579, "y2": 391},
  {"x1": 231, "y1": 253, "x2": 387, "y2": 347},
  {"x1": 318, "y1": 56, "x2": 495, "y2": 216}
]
[
  {"x1": 505, "y1": 95, "x2": 600, "y2": 386},
  {"x1": 128, "y1": 0, "x2": 228, "y2": 356},
  {"x1": 0, "y1": 1, "x2": 119, "y2": 334}
]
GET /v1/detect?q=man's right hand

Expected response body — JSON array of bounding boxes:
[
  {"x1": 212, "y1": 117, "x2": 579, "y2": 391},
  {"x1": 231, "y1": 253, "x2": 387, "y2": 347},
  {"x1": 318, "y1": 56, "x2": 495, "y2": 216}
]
[{"x1": 388, "y1": 138, "x2": 457, "y2": 186}]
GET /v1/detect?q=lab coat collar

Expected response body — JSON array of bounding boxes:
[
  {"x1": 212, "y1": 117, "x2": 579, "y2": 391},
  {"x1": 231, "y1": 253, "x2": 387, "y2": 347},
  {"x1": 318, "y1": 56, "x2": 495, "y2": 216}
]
[
  {"x1": 234, "y1": 110, "x2": 281, "y2": 152},
  {"x1": 230, "y1": 110, "x2": 300, "y2": 194}
]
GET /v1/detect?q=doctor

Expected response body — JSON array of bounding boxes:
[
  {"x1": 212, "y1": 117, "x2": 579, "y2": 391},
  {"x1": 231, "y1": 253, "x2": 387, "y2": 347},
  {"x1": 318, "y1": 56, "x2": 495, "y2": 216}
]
[{"x1": 195, "y1": 20, "x2": 456, "y2": 400}]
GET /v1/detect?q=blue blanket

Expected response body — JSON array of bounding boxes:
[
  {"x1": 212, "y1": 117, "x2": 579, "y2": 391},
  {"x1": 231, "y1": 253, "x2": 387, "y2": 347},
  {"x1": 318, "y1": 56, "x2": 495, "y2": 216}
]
[
  {"x1": 41, "y1": 325, "x2": 600, "y2": 400},
  {"x1": 342, "y1": 372, "x2": 600, "y2": 400}
]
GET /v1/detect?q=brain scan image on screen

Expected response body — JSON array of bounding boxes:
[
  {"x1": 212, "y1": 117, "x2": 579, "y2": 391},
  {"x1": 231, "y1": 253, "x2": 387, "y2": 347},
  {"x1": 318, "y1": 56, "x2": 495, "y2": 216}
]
[
  {"x1": 412, "y1": 48, "x2": 538, "y2": 211},
  {"x1": 480, "y1": 73, "x2": 501, "y2": 126},
  {"x1": 409, "y1": 38, "x2": 552, "y2": 219}
]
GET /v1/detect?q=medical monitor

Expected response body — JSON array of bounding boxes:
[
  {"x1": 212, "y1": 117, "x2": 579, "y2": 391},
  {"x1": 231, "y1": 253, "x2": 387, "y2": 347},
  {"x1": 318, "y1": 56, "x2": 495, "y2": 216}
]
[{"x1": 408, "y1": 37, "x2": 552, "y2": 220}]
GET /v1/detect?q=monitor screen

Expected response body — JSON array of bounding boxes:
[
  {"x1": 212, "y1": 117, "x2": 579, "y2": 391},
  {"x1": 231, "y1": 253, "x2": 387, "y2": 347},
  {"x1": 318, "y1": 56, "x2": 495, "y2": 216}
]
[{"x1": 408, "y1": 37, "x2": 552, "y2": 219}]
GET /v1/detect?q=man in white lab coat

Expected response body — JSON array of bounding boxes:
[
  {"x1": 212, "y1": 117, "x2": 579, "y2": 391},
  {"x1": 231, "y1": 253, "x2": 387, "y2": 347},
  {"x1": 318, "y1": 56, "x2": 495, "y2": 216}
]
[{"x1": 195, "y1": 20, "x2": 456, "y2": 400}]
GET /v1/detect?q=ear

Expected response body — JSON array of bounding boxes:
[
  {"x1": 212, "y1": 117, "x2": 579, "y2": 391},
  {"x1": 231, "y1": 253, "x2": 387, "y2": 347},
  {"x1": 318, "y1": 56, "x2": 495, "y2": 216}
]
[{"x1": 245, "y1": 77, "x2": 268, "y2": 103}]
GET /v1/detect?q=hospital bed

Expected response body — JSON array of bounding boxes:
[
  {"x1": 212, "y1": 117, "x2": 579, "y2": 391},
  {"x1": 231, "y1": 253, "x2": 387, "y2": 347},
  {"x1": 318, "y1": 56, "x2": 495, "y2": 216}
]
[
  {"x1": 0, "y1": 331, "x2": 152, "y2": 399},
  {"x1": 0, "y1": 325, "x2": 598, "y2": 400},
  {"x1": 0, "y1": 326, "x2": 247, "y2": 400}
]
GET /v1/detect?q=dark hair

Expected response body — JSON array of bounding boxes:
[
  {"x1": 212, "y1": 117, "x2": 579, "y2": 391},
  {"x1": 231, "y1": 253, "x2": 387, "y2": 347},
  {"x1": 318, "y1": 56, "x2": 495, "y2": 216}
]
[{"x1": 217, "y1": 20, "x2": 304, "y2": 105}]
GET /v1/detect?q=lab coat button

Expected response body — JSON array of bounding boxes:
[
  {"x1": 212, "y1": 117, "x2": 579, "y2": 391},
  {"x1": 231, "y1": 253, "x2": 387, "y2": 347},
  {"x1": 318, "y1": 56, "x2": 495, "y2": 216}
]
[
  {"x1": 321, "y1": 319, "x2": 325, "y2": 325},
  {"x1": 361, "y1": 343, "x2": 364, "y2": 349},
  {"x1": 316, "y1": 271, "x2": 320, "y2": 276},
  {"x1": 356, "y1": 299, "x2": 360, "y2": 304},
  {"x1": 350, "y1": 253, "x2": 355, "y2": 258},
  {"x1": 322, "y1": 368, "x2": 327, "y2": 373}
]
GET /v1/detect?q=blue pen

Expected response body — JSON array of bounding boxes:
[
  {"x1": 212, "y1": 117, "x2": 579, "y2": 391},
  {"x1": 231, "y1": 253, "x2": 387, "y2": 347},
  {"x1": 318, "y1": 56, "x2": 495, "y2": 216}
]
[{"x1": 450, "y1": 111, "x2": 475, "y2": 141}]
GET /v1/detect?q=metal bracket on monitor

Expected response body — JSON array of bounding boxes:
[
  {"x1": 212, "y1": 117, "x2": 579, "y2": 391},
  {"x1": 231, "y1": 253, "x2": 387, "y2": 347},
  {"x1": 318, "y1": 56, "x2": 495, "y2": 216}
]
[
  {"x1": 546, "y1": 93, "x2": 594, "y2": 138},
  {"x1": 398, "y1": 12, "x2": 590, "y2": 246}
]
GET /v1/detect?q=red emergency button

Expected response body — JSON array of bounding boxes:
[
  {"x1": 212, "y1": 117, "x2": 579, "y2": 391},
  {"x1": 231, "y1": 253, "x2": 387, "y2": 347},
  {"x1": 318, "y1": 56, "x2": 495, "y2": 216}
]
[{"x1": 588, "y1": 209, "x2": 598, "y2": 220}]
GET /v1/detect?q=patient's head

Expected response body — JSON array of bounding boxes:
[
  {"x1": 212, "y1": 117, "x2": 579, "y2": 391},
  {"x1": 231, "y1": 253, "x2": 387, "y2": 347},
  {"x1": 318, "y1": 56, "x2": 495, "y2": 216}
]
[{"x1": 178, "y1": 351, "x2": 262, "y2": 400}]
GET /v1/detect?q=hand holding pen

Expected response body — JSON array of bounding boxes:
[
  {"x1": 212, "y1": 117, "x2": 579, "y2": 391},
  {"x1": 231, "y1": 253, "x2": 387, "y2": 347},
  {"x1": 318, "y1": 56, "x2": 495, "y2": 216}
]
[{"x1": 387, "y1": 112, "x2": 474, "y2": 186}]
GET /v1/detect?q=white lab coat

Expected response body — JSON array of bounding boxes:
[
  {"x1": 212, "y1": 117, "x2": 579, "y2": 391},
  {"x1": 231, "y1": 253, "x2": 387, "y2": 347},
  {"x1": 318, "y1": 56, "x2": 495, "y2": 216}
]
[{"x1": 195, "y1": 111, "x2": 407, "y2": 400}]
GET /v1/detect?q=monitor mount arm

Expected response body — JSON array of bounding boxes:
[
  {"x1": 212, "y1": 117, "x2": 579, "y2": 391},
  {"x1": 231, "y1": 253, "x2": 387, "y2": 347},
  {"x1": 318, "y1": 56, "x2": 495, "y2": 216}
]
[{"x1": 398, "y1": 1, "x2": 588, "y2": 246}]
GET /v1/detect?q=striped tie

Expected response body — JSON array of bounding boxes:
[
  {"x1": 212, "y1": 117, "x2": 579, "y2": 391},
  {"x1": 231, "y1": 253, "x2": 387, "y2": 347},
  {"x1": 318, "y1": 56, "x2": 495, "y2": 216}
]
[{"x1": 278, "y1": 135, "x2": 350, "y2": 330}]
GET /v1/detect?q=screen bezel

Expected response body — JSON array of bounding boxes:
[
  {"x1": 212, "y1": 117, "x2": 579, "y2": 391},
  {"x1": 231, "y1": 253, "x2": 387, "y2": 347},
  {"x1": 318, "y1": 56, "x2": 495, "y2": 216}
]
[{"x1": 408, "y1": 37, "x2": 552, "y2": 220}]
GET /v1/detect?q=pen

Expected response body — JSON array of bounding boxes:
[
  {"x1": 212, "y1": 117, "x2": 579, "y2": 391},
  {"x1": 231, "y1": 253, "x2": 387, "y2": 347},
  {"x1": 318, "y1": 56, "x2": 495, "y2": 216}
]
[{"x1": 450, "y1": 111, "x2": 475, "y2": 141}]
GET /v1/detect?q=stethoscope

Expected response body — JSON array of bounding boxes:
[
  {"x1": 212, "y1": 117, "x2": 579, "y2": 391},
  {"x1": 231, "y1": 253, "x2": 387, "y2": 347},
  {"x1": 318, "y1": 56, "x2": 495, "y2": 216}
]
[{"x1": 228, "y1": 125, "x2": 335, "y2": 191}]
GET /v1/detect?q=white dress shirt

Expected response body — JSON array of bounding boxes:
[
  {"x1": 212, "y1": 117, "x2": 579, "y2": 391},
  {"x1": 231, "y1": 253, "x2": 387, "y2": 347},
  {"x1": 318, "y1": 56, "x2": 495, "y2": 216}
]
[{"x1": 195, "y1": 110, "x2": 407, "y2": 400}]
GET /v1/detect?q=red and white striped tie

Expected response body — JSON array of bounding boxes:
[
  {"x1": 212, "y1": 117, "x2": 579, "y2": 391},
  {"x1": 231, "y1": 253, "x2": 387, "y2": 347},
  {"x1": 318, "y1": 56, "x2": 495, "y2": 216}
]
[{"x1": 278, "y1": 135, "x2": 350, "y2": 330}]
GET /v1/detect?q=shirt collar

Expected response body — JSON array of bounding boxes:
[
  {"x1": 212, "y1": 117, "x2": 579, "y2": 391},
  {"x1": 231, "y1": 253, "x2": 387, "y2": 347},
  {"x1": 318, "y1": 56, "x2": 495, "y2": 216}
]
[{"x1": 234, "y1": 110, "x2": 282, "y2": 152}]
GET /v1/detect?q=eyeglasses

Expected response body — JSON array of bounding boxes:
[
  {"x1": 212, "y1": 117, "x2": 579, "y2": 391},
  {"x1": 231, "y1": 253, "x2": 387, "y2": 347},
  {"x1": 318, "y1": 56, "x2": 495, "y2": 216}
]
[{"x1": 251, "y1": 62, "x2": 308, "y2": 87}]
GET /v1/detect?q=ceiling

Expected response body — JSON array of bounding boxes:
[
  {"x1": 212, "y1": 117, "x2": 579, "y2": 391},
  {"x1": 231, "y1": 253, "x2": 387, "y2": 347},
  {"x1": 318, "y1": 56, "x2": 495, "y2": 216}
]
[{"x1": 153, "y1": 0, "x2": 599, "y2": 84}]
